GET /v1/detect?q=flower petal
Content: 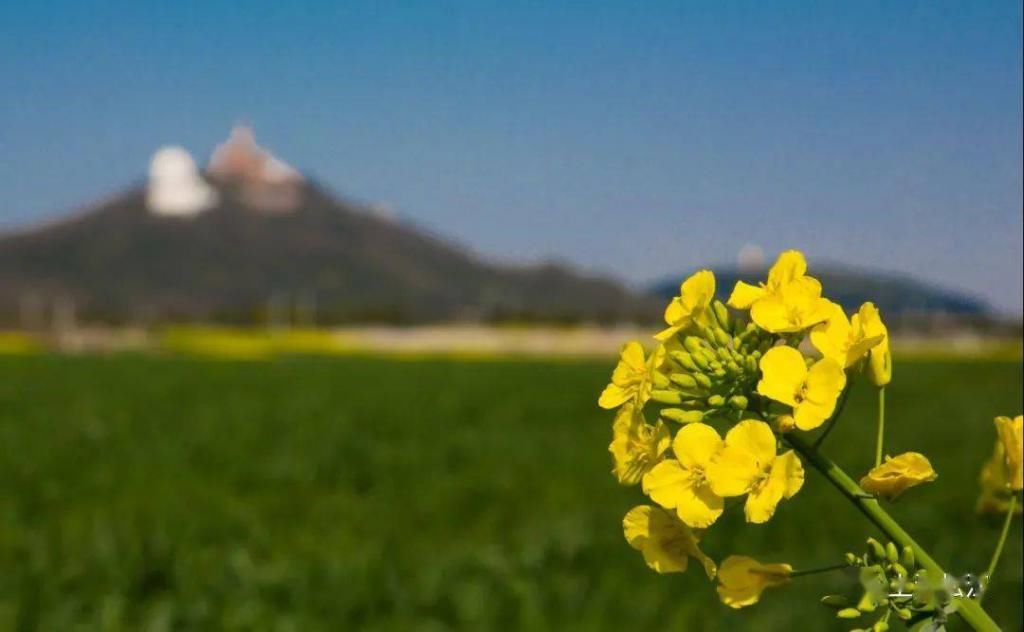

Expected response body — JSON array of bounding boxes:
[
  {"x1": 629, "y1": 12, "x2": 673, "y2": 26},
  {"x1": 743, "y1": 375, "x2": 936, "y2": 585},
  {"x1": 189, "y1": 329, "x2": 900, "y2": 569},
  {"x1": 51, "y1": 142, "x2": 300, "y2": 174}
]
[
  {"x1": 672, "y1": 422, "x2": 724, "y2": 469},
  {"x1": 727, "y1": 281, "x2": 766, "y2": 309},
  {"x1": 744, "y1": 477, "x2": 785, "y2": 524},
  {"x1": 619, "y1": 341, "x2": 647, "y2": 372},
  {"x1": 716, "y1": 555, "x2": 792, "y2": 609},
  {"x1": 860, "y1": 452, "x2": 937, "y2": 500},
  {"x1": 706, "y1": 445, "x2": 762, "y2": 497},
  {"x1": 750, "y1": 296, "x2": 795, "y2": 333},
  {"x1": 622, "y1": 505, "x2": 714, "y2": 576},
  {"x1": 809, "y1": 305, "x2": 849, "y2": 364},
  {"x1": 773, "y1": 450, "x2": 805, "y2": 499},
  {"x1": 756, "y1": 346, "x2": 806, "y2": 407},
  {"x1": 674, "y1": 481, "x2": 724, "y2": 529},
  {"x1": 766, "y1": 250, "x2": 807, "y2": 289},
  {"x1": 743, "y1": 451, "x2": 802, "y2": 523},
  {"x1": 804, "y1": 358, "x2": 846, "y2": 411},
  {"x1": 681, "y1": 270, "x2": 716, "y2": 308},
  {"x1": 598, "y1": 383, "x2": 629, "y2": 409},
  {"x1": 642, "y1": 459, "x2": 692, "y2": 510},
  {"x1": 723, "y1": 420, "x2": 777, "y2": 468},
  {"x1": 793, "y1": 399, "x2": 833, "y2": 431}
]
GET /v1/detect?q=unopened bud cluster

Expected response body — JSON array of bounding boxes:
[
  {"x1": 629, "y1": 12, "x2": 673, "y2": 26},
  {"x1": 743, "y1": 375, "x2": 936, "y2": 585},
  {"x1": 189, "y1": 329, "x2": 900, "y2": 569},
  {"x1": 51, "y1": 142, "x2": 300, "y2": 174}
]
[
  {"x1": 823, "y1": 538, "x2": 957, "y2": 631},
  {"x1": 652, "y1": 300, "x2": 771, "y2": 424}
]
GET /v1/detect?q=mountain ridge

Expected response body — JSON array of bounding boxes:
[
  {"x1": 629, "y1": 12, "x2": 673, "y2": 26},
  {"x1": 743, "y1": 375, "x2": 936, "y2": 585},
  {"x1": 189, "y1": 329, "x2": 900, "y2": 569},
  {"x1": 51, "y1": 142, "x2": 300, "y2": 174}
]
[
  {"x1": 650, "y1": 264, "x2": 989, "y2": 317},
  {"x1": 0, "y1": 176, "x2": 661, "y2": 326}
]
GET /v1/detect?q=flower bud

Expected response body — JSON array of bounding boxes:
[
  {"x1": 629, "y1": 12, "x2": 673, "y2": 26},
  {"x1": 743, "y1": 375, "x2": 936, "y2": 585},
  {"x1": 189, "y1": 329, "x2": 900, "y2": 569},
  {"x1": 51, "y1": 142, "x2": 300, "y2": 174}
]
[
  {"x1": 867, "y1": 338, "x2": 892, "y2": 387},
  {"x1": 837, "y1": 608, "x2": 861, "y2": 619},
  {"x1": 670, "y1": 351, "x2": 700, "y2": 372},
  {"x1": 698, "y1": 349, "x2": 719, "y2": 367},
  {"x1": 728, "y1": 395, "x2": 748, "y2": 410},
  {"x1": 683, "y1": 336, "x2": 708, "y2": 355},
  {"x1": 660, "y1": 408, "x2": 705, "y2": 424},
  {"x1": 707, "y1": 395, "x2": 726, "y2": 408},
  {"x1": 693, "y1": 372, "x2": 713, "y2": 389},
  {"x1": 712, "y1": 301, "x2": 731, "y2": 331},
  {"x1": 775, "y1": 415, "x2": 796, "y2": 433},
  {"x1": 650, "y1": 389, "x2": 683, "y2": 405},
  {"x1": 697, "y1": 324, "x2": 718, "y2": 344},
  {"x1": 712, "y1": 328, "x2": 732, "y2": 347},
  {"x1": 691, "y1": 353, "x2": 711, "y2": 371},
  {"x1": 900, "y1": 546, "x2": 915, "y2": 569},
  {"x1": 670, "y1": 373, "x2": 698, "y2": 388},
  {"x1": 651, "y1": 372, "x2": 671, "y2": 389},
  {"x1": 885, "y1": 542, "x2": 899, "y2": 564},
  {"x1": 745, "y1": 356, "x2": 759, "y2": 374},
  {"x1": 820, "y1": 595, "x2": 848, "y2": 609},
  {"x1": 866, "y1": 538, "x2": 885, "y2": 562}
]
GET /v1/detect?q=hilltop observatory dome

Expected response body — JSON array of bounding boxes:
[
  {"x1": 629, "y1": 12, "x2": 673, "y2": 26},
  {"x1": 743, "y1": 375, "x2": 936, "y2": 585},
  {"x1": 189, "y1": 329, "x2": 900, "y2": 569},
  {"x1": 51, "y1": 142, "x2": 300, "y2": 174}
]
[{"x1": 146, "y1": 146, "x2": 218, "y2": 217}]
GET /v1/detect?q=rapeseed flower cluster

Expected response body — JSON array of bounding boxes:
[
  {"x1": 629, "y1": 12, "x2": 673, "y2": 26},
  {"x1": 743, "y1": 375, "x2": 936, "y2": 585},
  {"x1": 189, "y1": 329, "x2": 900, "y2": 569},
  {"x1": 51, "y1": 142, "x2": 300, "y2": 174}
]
[
  {"x1": 600, "y1": 249, "x2": 1020, "y2": 629},
  {"x1": 601, "y1": 249, "x2": 929, "y2": 605}
]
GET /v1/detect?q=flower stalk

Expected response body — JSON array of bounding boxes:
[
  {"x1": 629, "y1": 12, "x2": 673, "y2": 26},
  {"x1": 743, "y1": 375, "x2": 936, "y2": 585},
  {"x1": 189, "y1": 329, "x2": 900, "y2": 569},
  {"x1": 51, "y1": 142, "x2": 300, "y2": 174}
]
[
  {"x1": 982, "y1": 494, "x2": 1018, "y2": 602},
  {"x1": 874, "y1": 387, "x2": 886, "y2": 468},
  {"x1": 786, "y1": 562, "x2": 849, "y2": 579}
]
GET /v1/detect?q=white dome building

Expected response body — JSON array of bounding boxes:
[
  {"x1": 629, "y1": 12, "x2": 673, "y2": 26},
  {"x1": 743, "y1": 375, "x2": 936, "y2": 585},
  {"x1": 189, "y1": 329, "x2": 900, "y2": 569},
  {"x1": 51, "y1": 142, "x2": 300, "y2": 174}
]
[{"x1": 146, "y1": 146, "x2": 218, "y2": 217}]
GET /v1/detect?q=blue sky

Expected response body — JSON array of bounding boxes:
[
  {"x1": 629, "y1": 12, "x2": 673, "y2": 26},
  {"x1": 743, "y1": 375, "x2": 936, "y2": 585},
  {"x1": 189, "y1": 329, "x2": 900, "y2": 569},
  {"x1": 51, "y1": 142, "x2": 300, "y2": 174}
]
[{"x1": 1, "y1": 2, "x2": 1021, "y2": 313}]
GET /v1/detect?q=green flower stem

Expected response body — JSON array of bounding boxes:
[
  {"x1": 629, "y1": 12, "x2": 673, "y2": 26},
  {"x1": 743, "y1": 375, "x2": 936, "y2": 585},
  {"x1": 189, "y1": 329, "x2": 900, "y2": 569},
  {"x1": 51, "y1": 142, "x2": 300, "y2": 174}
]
[
  {"x1": 874, "y1": 387, "x2": 885, "y2": 468},
  {"x1": 785, "y1": 432, "x2": 1000, "y2": 632},
  {"x1": 981, "y1": 494, "x2": 1018, "y2": 602},
  {"x1": 787, "y1": 563, "x2": 849, "y2": 579}
]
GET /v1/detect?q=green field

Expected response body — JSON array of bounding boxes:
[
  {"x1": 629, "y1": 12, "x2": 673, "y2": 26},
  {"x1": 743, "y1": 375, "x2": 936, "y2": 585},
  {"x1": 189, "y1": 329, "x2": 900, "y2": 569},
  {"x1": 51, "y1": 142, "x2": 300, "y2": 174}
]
[{"x1": 0, "y1": 355, "x2": 1020, "y2": 631}]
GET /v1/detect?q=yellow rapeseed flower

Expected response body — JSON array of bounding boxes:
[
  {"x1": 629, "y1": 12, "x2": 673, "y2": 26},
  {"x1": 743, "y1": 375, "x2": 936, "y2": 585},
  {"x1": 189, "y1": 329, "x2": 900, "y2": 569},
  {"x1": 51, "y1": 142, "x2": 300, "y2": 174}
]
[
  {"x1": 860, "y1": 452, "x2": 937, "y2": 500},
  {"x1": 705, "y1": 420, "x2": 805, "y2": 523},
  {"x1": 994, "y1": 415, "x2": 1023, "y2": 491},
  {"x1": 622, "y1": 505, "x2": 717, "y2": 577},
  {"x1": 810, "y1": 302, "x2": 885, "y2": 368},
  {"x1": 727, "y1": 250, "x2": 834, "y2": 333},
  {"x1": 860, "y1": 302, "x2": 891, "y2": 387},
  {"x1": 598, "y1": 341, "x2": 667, "y2": 409},
  {"x1": 757, "y1": 346, "x2": 846, "y2": 431},
  {"x1": 716, "y1": 555, "x2": 792, "y2": 609},
  {"x1": 642, "y1": 423, "x2": 725, "y2": 528},
  {"x1": 609, "y1": 405, "x2": 671, "y2": 485},
  {"x1": 655, "y1": 270, "x2": 716, "y2": 342},
  {"x1": 977, "y1": 440, "x2": 1024, "y2": 515}
]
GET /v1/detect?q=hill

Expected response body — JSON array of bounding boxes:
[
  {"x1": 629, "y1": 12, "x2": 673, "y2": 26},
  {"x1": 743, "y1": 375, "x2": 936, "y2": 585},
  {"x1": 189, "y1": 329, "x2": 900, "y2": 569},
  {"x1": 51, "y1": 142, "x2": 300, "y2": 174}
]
[
  {"x1": 0, "y1": 129, "x2": 659, "y2": 326},
  {"x1": 651, "y1": 265, "x2": 988, "y2": 317}
]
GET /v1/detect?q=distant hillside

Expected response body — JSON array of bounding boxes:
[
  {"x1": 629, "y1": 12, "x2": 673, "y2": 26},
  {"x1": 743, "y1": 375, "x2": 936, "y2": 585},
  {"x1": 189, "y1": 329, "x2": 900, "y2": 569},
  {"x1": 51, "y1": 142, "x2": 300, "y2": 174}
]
[
  {"x1": 0, "y1": 182, "x2": 665, "y2": 326},
  {"x1": 651, "y1": 265, "x2": 988, "y2": 317},
  {"x1": 0, "y1": 129, "x2": 660, "y2": 326}
]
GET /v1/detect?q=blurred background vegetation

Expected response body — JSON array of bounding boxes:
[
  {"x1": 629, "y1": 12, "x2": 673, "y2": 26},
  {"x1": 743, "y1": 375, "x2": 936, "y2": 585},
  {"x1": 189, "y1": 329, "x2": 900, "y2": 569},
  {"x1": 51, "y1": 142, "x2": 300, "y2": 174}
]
[{"x1": 0, "y1": 354, "x2": 1019, "y2": 630}]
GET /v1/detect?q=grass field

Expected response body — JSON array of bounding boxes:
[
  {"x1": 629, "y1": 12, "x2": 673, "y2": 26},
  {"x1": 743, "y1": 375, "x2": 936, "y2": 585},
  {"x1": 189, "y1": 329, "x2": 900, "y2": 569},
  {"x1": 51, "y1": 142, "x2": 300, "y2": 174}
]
[{"x1": 0, "y1": 355, "x2": 1020, "y2": 631}]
